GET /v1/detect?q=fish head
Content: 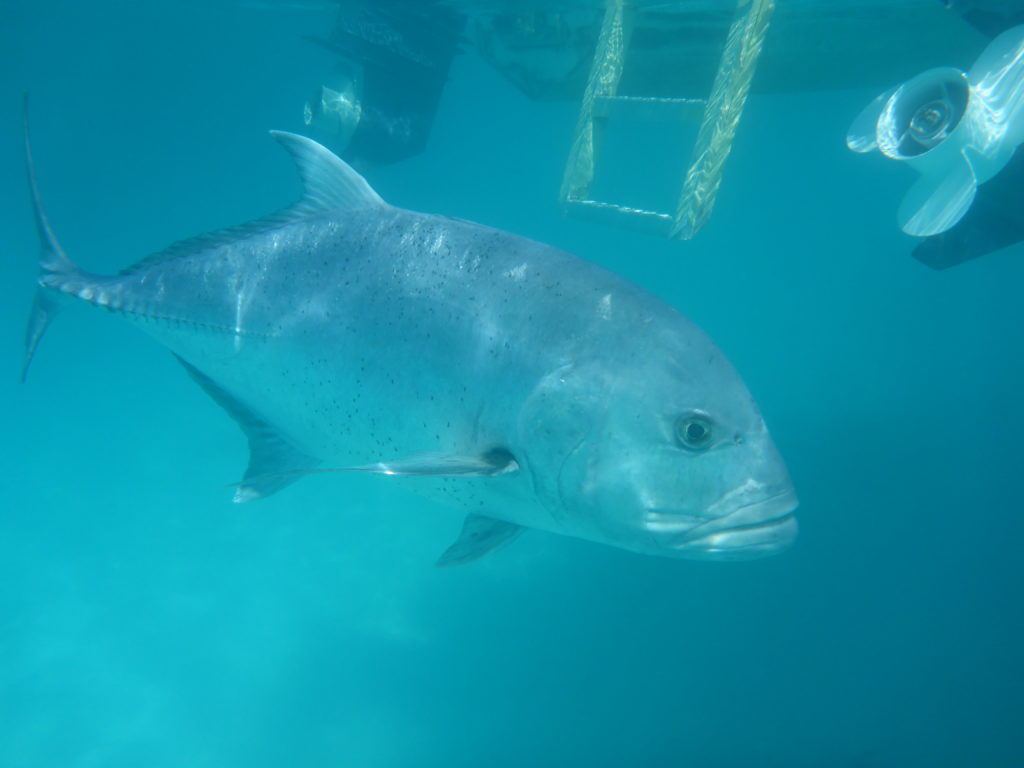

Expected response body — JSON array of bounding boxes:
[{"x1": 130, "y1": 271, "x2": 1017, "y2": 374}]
[{"x1": 518, "y1": 320, "x2": 797, "y2": 560}]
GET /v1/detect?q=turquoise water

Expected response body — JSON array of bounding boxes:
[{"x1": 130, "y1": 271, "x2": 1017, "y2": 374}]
[{"x1": 2, "y1": 2, "x2": 1023, "y2": 766}]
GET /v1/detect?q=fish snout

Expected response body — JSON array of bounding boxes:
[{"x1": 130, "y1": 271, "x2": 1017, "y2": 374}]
[{"x1": 671, "y1": 487, "x2": 799, "y2": 560}]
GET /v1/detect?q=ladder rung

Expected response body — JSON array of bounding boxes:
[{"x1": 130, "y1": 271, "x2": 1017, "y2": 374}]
[
  {"x1": 596, "y1": 94, "x2": 706, "y2": 122},
  {"x1": 563, "y1": 199, "x2": 674, "y2": 236}
]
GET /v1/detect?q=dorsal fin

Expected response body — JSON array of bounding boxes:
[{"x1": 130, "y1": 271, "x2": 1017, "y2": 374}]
[
  {"x1": 120, "y1": 132, "x2": 385, "y2": 276},
  {"x1": 270, "y1": 130, "x2": 385, "y2": 213}
]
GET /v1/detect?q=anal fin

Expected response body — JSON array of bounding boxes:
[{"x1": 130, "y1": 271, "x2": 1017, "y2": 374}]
[
  {"x1": 174, "y1": 356, "x2": 317, "y2": 502},
  {"x1": 436, "y1": 514, "x2": 525, "y2": 567}
]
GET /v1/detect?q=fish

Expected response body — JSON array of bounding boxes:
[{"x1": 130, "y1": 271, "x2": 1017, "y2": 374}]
[{"x1": 22, "y1": 122, "x2": 798, "y2": 566}]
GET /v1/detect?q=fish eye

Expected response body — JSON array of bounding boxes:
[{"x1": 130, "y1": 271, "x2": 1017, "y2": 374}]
[{"x1": 675, "y1": 412, "x2": 714, "y2": 451}]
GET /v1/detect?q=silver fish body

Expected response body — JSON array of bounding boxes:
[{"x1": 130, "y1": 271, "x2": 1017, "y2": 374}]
[{"x1": 25, "y1": 131, "x2": 797, "y2": 564}]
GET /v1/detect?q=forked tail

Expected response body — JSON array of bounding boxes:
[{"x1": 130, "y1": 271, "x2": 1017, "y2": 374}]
[{"x1": 21, "y1": 95, "x2": 90, "y2": 382}]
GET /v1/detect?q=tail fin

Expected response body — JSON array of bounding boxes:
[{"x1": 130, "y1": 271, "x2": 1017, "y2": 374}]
[{"x1": 21, "y1": 95, "x2": 85, "y2": 382}]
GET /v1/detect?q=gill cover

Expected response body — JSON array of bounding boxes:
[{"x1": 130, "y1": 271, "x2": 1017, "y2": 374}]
[{"x1": 846, "y1": 25, "x2": 1024, "y2": 237}]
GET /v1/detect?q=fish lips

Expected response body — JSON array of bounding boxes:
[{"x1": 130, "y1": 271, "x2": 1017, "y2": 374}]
[{"x1": 670, "y1": 490, "x2": 799, "y2": 560}]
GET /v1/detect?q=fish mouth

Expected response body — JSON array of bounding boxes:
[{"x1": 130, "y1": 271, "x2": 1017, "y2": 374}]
[{"x1": 672, "y1": 490, "x2": 799, "y2": 560}]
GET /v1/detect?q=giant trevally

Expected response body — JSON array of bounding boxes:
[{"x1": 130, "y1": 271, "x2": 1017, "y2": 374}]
[{"x1": 22, "y1": 125, "x2": 797, "y2": 565}]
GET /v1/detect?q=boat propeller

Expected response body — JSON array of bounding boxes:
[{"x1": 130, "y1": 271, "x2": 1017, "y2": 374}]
[{"x1": 847, "y1": 25, "x2": 1024, "y2": 237}]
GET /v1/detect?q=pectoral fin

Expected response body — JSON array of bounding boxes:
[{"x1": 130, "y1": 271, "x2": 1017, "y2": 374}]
[
  {"x1": 350, "y1": 449, "x2": 519, "y2": 477},
  {"x1": 436, "y1": 514, "x2": 525, "y2": 567},
  {"x1": 175, "y1": 356, "x2": 318, "y2": 502},
  {"x1": 228, "y1": 448, "x2": 520, "y2": 494}
]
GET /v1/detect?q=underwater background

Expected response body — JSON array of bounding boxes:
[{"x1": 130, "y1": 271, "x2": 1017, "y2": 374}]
[{"x1": 1, "y1": 1, "x2": 1022, "y2": 766}]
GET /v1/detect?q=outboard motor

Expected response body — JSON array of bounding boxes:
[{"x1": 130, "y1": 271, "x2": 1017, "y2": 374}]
[
  {"x1": 847, "y1": 25, "x2": 1024, "y2": 238},
  {"x1": 304, "y1": 0, "x2": 466, "y2": 169}
]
